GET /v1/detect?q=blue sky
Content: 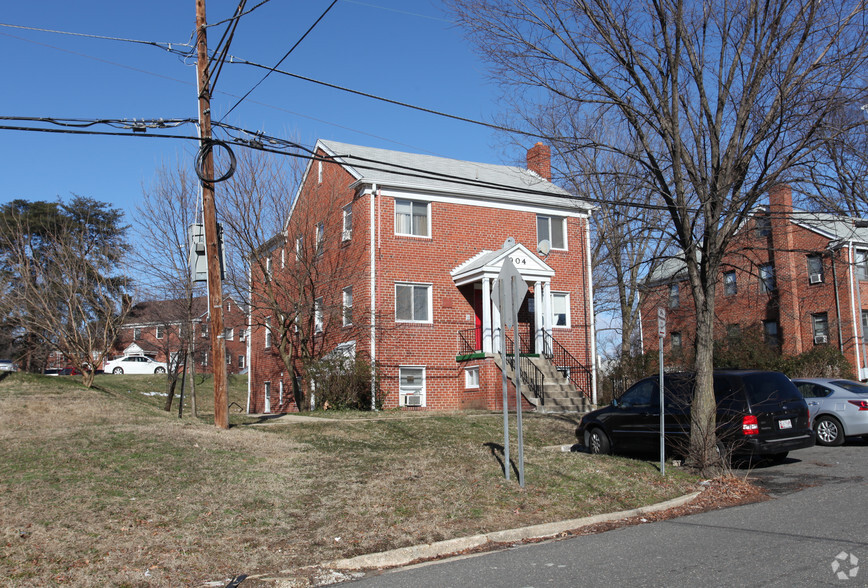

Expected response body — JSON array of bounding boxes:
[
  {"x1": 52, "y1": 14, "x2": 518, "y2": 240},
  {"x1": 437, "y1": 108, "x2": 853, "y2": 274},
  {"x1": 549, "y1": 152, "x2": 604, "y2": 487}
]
[{"x1": 0, "y1": 0, "x2": 519, "y2": 217}]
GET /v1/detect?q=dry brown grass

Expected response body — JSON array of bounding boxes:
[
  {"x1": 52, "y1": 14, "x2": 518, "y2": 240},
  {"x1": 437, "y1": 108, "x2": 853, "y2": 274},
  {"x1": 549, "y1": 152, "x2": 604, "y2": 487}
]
[{"x1": 0, "y1": 372, "x2": 700, "y2": 586}]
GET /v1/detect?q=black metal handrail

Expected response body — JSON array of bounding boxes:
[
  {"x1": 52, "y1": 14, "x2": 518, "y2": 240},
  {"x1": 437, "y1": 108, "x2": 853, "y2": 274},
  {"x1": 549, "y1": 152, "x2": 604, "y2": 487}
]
[
  {"x1": 503, "y1": 333, "x2": 545, "y2": 405},
  {"x1": 542, "y1": 331, "x2": 593, "y2": 400},
  {"x1": 457, "y1": 328, "x2": 479, "y2": 356}
]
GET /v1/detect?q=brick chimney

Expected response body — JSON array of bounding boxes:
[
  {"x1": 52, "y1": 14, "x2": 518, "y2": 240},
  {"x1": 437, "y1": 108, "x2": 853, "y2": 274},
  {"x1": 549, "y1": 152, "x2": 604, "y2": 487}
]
[
  {"x1": 768, "y1": 183, "x2": 793, "y2": 219},
  {"x1": 767, "y1": 183, "x2": 802, "y2": 355},
  {"x1": 527, "y1": 142, "x2": 551, "y2": 181}
]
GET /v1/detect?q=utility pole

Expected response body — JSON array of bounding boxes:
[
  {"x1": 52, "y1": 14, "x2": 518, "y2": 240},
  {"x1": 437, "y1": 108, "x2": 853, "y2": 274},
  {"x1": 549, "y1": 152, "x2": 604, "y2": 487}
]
[{"x1": 195, "y1": 0, "x2": 228, "y2": 429}]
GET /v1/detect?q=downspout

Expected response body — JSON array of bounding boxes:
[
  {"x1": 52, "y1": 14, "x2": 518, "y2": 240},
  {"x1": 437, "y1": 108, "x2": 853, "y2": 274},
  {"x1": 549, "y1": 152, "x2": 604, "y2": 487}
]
[
  {"x1": 370, "y1": 183, "x2": 378, "y2": 409},
  {"x1": 584, "y1": 217, "x2": 597, "y2": 405},
  {"x1": 829, "y1": 246, "x2": 844, "y2": 354},
  {"x1": 847, "y1": 242, "x2": 863, "y2": 379}
]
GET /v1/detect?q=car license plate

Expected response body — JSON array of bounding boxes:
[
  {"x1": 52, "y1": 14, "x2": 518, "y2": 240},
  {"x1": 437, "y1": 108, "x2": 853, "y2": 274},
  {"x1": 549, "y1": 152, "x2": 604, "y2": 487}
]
[{"x1": 778, "y1": 419, "x2": 792, "y2": 430}]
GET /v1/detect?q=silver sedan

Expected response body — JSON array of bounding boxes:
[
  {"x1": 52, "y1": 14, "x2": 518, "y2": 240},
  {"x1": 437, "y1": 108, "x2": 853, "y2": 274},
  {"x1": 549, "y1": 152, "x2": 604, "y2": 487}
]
[{"x1": 792, "y1": 378, "x2": 868, "y2": 446}]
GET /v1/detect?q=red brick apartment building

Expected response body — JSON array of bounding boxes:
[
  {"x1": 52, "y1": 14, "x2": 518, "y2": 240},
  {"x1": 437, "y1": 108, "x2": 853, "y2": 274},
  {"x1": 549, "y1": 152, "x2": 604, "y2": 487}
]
[
  {"x1": 248, "y1": 140, "x2": 597, "y2": 413},
  {"x1": 114, "y1": 296, "x2": 248, "y2": 374},
  {"x1": 640, "y1": 185, "x2": 868, "y2": 379}
]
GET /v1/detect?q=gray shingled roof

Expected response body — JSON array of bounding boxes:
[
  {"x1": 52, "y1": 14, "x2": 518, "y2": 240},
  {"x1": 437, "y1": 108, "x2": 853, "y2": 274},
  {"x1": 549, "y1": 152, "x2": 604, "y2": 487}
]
[
  {"x1": 645, "y1": 206, "x2": 868, "y2": 284},
  {"x1": 317, "y1": 139, "x2": 592, "y2": 212}
]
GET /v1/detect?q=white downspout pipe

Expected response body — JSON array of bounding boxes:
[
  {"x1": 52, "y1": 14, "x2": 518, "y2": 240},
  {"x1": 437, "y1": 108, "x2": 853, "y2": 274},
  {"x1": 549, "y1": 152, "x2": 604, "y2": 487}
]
[
  {"x1": 585, "y1": 219, "x2": 597, "y2": 405},
  {"x1": 370, "y1": 184, "x2": 378, "y2": 408},
  {"x1": 848, "y1": 243, "x2": 863, "y2": 379}
]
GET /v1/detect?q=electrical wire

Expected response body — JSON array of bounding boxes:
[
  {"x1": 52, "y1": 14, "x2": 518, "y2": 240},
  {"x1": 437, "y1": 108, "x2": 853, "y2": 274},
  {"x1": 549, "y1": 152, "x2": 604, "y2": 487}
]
[
  {"x1": 205, "y1": 0, "x2": 275, "y2": 28},
  {"x1": 219, "y1": 0, "x2": 340, "y2": 122},
  {"x1": 222, "y1": 57, "x2": 551, "y2": 141},
  {"x1": 207, "y1": 0, "x2": 248, "y2": 95},
  {"x1": 0, "y1": 21, "x2": 195, "y2": 58},
  {"x1": 0, "y1": 117, "x2": 860, "y2": 221}
]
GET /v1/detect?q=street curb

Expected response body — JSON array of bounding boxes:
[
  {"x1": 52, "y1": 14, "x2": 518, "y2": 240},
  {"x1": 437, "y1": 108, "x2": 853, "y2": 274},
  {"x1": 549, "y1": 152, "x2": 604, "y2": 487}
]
[{"x1": 326, "y1": 490, "x2": 702, "y2": 571}]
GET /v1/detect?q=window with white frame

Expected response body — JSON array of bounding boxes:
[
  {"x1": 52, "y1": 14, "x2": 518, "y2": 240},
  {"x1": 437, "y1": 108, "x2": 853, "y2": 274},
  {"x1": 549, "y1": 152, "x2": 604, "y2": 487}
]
[
  {"x1": 239, "y1": 328, "x2": 246, "y2": 342},
  {"x1": 342, "y1": 286, "x2": 353, "y2": 326},
  {"x1": 133, "y1": 327, "x2": 142, "y2": 340},
  {"x1": 668, "y1": 283, "x2": 680, "y2": 308},
  {"x1": 537, "y1": 214, "x2": 566, "y2": 250},
  {"x1": 314, "y1": 297, "x2": 323, "y2": 333},
  {"x1": 264, "y1": 317, "x2": 272, "y2": 348},
  {"x1": 317, "y1": 160, "x2": 323, "y2": 184},
  {"x1": 552, "y1": 292, "x2": 570, "y2": 327},
  {"x1": 395, "y1": 199, "x2": 429, "y2": 237},
  {"x1": 399, "y1": 366, "x2": 425, "y2": 406},
  {"x1": 760, "y1": 264, "x2": 775, "y2": 293},
  {"x1": 671, "y1": 332, "x2": 682, "y2": 350},
  {"x1": 755, "y1": 215, "x2": 771, "y2": 237},
  {"x1": 263, "y1": 381, "x2": 271, "y2": 413},
  {"x1": 315, "y1": 222, "x2": 325, "y2": 256},
  {"x1": 342, "y1": 203, "x2": 353, "y2": 241},
  {"x1": 395, "y1": 283, "x2": 431, "y2": 322},
  {"x1": 724, "y1": 270, "x2": 737, "y2": 296},
  {"x1": 238, "y1": 355, "x2": 245, "y2": 369},
  {"x1": 155, "y1": 325, "x2": 164, "y2": 339},
  {"x1": 265, "y1": 256, "x2": 273, "y2": 279},
  {"x1": 812, "y1": 312, "x2": 829, "y2": 344},
  {"x1": 296, "y1": 234, "x2": 304, "y2": 261},
  {"x1": 465, "y1": 366, "x2": 480, "y2": 389},
  {"x1": 281, "y1": 247, "x2": 285, "y2": 268},
  {"x1": 226, "y1": 353, "x2": 232, "y2": 365},
  {"x1": 201, "y1": 324, "x2": 208, "y2": 338},
  {"x1": 807, "y1": 254, "x2": 824, "y2": 284},
  {"x1": 202, "y1": 351, "x2": 208, "y2": 367},
  {"x1": 224, "y1": 328, "x2": 234, "y2": 341},
  {"x1": 858, "y1": 250, "x2": 868, "y2": 280}
]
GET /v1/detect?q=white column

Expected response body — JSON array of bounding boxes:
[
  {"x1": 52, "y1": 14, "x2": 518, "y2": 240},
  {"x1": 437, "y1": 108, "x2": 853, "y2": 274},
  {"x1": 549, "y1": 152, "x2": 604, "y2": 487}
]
[
  {"x1": 492, "y1": 285, "x2": 502, "y2": 354},
  {"x1": 482, "y1": 277, "x2": 493, "y2": 353},
  {"x1": 543, "y1": 281, "x2": 553, "y2": 355},
  {"x1": 534, "y1": 281, "x2": 543, "y2": 353}
]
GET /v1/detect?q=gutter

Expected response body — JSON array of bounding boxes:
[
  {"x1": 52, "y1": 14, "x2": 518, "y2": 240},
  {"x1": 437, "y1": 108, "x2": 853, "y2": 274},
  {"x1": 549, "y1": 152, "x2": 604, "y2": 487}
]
[
  {"x1": 370, "y1": 183, "x2": 378, "y2": 409},
  {"x1": 585, "y1": 219, "x2": 597, "y2": 404},
  {"x1": 847, "y1": 242, "x2": 863, "y2": 379}
]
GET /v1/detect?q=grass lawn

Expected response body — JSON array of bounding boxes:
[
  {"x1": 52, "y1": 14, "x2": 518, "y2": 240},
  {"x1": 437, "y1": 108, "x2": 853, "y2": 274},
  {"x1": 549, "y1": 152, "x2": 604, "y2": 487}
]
[{"x1": 0, "y1": 372, "x2": 700, "y2": 586}]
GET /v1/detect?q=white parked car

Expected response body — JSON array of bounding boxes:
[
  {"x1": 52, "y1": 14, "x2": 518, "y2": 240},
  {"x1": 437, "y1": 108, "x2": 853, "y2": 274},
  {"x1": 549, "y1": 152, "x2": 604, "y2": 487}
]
[
  {"x1": 0, "y1": 359, "x2": 19, "y2": 372},
  {"x1": 104, "y1": 355, "x2": 168, "y2": 375}
]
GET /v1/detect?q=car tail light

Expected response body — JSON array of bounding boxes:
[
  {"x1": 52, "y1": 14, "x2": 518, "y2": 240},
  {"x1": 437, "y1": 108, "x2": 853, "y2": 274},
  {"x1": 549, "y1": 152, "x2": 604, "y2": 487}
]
[
  {"x1": 847, "y1": 400, "x2": 868, "y2": 411},
  {"x1": 742, "y1": 415, "x2": 759, "y2": 435}
]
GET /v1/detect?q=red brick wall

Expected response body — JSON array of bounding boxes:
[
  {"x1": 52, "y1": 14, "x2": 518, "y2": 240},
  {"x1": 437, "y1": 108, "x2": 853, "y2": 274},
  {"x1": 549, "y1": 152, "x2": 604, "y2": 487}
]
[
  {"x1": 249, "y1": 146, "x2": 595, "y2": 412},
  {"x1": 640, "y1": 201, "x2": 865, "y2": 377}
]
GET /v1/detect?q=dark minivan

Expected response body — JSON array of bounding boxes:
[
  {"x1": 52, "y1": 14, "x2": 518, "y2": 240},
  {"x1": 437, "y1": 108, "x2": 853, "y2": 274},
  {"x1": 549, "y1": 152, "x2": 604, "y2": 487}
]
[{"x1": 577, "y1": 370, "x2": 814, "y2": 462}]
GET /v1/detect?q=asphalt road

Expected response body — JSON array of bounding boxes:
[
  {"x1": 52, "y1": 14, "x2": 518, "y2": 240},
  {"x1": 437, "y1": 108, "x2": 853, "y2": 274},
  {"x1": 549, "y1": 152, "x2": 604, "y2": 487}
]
[{"x1": 348, "y1": 439, "x2": 868, "y2": 587}]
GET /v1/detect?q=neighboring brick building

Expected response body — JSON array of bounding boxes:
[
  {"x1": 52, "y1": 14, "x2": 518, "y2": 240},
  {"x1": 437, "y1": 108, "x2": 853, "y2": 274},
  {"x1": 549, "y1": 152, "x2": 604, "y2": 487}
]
[
  {"x1": 640, "y1": 184, "x2": 868, "y2": 379},
  {"x1": 114, "y1": 296, "x2": 248, "y2": 374},
  {"x1": 248, "y1": 140, "x2": 597, "y2": 413}
]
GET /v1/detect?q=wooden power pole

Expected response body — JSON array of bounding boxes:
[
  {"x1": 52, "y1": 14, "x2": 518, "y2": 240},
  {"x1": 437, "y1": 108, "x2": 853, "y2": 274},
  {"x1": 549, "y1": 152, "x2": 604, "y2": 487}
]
[{"x1": 195, "y1": 0, "x2": 229, "y2": 429}]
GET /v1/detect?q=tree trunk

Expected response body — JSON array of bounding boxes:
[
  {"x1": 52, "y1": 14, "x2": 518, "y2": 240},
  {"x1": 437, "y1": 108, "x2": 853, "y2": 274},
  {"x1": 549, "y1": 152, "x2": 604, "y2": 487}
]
[
  {"x1": 163, "y1": 377, "x2": 177, "y2": 412},
  {"x1": 689, "y1": 296, "x2": 718, "y2": 473}
]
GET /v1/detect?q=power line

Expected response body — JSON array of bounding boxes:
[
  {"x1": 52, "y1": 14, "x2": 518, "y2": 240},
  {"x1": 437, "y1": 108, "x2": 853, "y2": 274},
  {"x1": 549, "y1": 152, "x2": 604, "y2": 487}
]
[
  {"x1": 207, "y1": 0, "x2": 248, "y2": 94},
  {"x1": 205, "y1": 0, "x2": 274, "y2": 28},
  {"x1": 227, "y1": 57, "x2": 549, "y2": 141},
  {"x1": 0, "y1": 117, "x2": 861, "y2": 222},
  {"x1": 0, "y1": 21, "x2": 195, "y2": 57},
  {"x1": 219, "y1": 0, "x2": 340, "y2": 122}
]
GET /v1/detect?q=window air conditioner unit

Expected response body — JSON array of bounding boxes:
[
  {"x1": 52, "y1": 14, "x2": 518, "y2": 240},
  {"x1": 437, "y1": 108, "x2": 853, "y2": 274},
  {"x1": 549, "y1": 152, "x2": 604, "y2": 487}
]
[
  {"x1": 405, "y1": 395, "x2": 422, "y2": 407},
  {"x1": 814, "y1": 334, "x2": 828, "y2": 345},
  {"x1": 809, "y1": 273, "x2": 823, "y2": 284}
]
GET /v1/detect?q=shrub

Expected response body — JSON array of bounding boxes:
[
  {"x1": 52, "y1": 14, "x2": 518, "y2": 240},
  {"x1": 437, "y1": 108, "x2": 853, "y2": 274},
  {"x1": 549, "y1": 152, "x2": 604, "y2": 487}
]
[{"x1": 305, "y1": 357, "x2": 382, "y2": 410}]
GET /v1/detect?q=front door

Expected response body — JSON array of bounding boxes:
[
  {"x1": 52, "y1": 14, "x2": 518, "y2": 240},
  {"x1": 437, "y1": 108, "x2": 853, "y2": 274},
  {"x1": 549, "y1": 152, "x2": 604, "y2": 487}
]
[{"x1": 473, "y1": 289, "x2": 483, "y2": 351}]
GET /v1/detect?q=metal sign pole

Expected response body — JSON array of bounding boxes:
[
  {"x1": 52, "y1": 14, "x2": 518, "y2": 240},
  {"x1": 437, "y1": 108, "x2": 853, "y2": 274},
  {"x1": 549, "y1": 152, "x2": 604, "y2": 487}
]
[
  {"x1": 499, "y1": 280, "x2": 510, "y2": 481},
  {"x1": 513, "y1": 274, "x2": 525, "y2": 488},
  {"x1": 658, "y1": 307, "x2": 666, "y2": 476}
]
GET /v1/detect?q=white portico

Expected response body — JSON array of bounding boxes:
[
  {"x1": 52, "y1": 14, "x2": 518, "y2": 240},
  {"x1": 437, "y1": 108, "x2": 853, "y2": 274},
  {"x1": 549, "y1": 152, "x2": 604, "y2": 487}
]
[{"x1": 451, "y1": 241, "x2": 556, "y2": 354}]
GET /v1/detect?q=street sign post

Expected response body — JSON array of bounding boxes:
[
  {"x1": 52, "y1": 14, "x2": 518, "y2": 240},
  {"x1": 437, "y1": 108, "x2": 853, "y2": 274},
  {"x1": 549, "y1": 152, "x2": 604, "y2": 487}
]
[
  {"x1": 492, "y1": 257, "x2": 529, "y2": 486},
  {"x1": 658, "y1": 307, "x2": 666, "y2": 476}
]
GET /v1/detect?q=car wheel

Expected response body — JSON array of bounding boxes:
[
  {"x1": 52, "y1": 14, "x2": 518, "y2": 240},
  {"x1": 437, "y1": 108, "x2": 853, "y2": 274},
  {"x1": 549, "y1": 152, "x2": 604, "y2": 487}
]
[
  {"x1": 587, "y1": 427, "x2": 611, "y2": 455},
  {"x1": 814, "y1": 415, "x2": 844, "y2": 446},
  {"x1": 112, "y1": 367, "x2": 124, "y2": 375},
  {"x1": 154, "y1": 367, "x2": 166, "y2": 374}
]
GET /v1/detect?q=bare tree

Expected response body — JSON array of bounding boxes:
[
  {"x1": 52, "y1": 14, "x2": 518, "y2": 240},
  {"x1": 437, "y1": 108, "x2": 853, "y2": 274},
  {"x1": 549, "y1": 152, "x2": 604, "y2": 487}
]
[
  {"x1": 0, "y1": 198, "x2": 132, "y2": 387},
  {"x1": 451, "y1": 0, "x2": 868, "y2": 470},
  {"x1": 135, "y1": 159, "x2": 206, "y2": 413},
  {"x1": 806, "y1": 107, "x2": 868, "y2": 216},
  {"x1": 222, "y1": 150, "x2": 370, "y2": 409}
]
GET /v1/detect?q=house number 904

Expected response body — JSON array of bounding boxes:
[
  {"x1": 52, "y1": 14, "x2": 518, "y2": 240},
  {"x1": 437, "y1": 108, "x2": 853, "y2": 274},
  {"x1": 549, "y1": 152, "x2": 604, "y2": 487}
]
[{"x1": 511, "y1": 256, "x2": 527, "y2": 265}]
